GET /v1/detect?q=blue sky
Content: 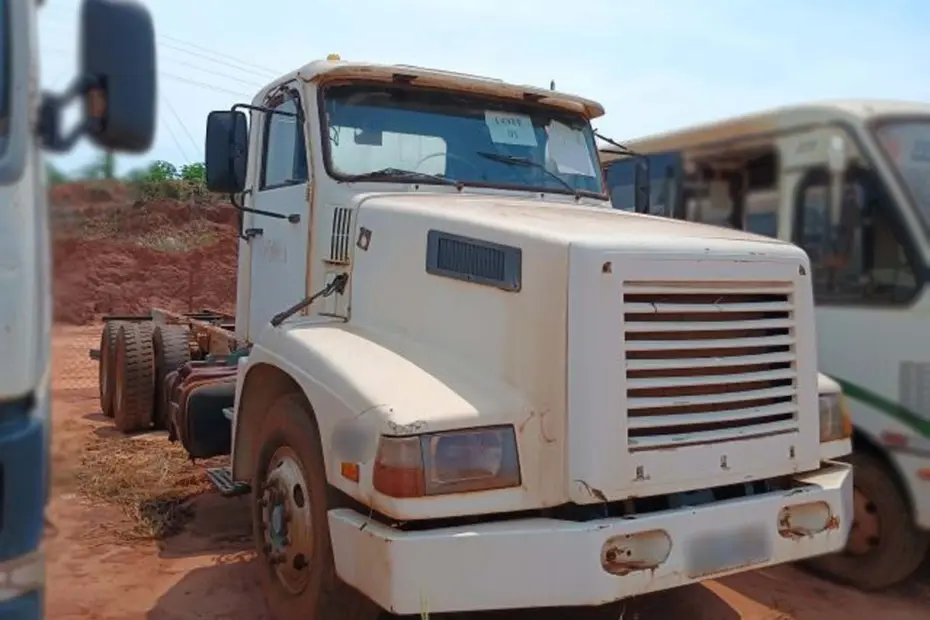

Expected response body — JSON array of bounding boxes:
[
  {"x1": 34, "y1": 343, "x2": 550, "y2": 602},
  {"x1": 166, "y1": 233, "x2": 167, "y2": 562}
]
[{"x1": 38, "y1": 0, "x2": 930, "y2": 177}]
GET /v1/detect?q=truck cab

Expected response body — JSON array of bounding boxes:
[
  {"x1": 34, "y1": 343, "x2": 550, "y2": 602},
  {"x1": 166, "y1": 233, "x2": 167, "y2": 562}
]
[{"x1": 198, "y1": 58, "x2": 854, "y2": 618}]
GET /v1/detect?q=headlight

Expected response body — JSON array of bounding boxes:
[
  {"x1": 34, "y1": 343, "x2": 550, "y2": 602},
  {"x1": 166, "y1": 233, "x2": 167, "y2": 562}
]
[
  {"x1": 819, "y1": 392, "x2": 852, "y2": 443},
  {"x1": 372, "y1": 426, "x2": 521, "y2": 498}
]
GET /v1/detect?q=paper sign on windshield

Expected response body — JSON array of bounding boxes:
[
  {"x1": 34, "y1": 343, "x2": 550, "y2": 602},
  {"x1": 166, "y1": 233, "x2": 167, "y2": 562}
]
[
  {"x1": 547, "y1": 121, "x2": 596, "y2": 177},
  {"x1": 484, "y1": 111, "x2": 538, "y2": 147}
]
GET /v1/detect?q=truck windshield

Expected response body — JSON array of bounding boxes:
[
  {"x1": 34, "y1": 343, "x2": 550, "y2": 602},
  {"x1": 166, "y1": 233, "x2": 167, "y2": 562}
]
[
  {"x1": 0, "y1": 0, "x2": 8, "y2": 157},
  {"x1": 320, "y1": 83, "x2": 605, "y2": 197},
  {"x1": 873, "y1": 119, "x2": 930, "y2": 235}
]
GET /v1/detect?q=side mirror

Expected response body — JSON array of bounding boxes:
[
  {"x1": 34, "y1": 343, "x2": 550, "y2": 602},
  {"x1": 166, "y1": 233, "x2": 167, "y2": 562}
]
[
  {"x1": 634, "y1": 158, "x2": 651, "y2": 213},
  {"x1": 205, "y1": 110, "x2": 249, "y2": 193},
  {"x1": 80, "y1": 0, "x2": 157, "y2": 152}
]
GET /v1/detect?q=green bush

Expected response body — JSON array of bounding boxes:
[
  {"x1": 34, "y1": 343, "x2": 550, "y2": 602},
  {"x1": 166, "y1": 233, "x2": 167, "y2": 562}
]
[
  {"x1": 50, "y1": 156, "x2": 211, "y2": 202},
  {"x1": 126, "y1": 160, "x2": 209, "y2": 202}
]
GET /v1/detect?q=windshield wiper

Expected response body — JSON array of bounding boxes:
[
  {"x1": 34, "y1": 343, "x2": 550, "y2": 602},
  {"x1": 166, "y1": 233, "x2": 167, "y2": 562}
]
[
  {"x1": 344, "y1": 167, "x2": 462, "y2": 188},
  {"x1": 476, "y1": 151, "x2": 581, "y2": 199},
  {"x1": 594, "y1": 130, "x2": 646, "y2": 160}
]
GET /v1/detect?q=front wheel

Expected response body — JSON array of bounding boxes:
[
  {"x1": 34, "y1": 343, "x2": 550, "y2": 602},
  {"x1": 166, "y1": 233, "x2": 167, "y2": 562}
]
[
  {"x1": 250, "y1": 393, "x2": 383, "y2": 620},
  {"x1": 803, "y1": 451, "x2": 929, "y2": 590}
]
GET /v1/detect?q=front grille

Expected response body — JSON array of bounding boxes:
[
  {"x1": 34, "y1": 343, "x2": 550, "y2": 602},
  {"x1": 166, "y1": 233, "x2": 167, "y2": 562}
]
[{"x1": 623, "y1": 280, "x2": 799, "y2": 451}]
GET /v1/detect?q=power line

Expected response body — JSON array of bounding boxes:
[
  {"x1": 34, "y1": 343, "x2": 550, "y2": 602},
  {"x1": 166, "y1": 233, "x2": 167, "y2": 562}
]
[
  {"x1": 38, "y1": 22, "x2": 268, "y2": 89},
  {"x1": 39, "y1": 45, "x2": 255, "y2": 98},
  {"x1": 160, "y1": 71, "x2": 254, "y2": 99},
  {"x1": 160, "y1": 105, "x2": 193, "y2": 163},
  {"x1": 157, "y1": 37, "x2": 279, "y2": 81},
  {"x1": 39, "y1": 10, "x2": 280, "y2": 81},
  {"x1": 157, "y1": 47, "x2": 269, "y2": 88},
  {"x1": 162, "y1": 95, "x2": 200, "y2": 155}
]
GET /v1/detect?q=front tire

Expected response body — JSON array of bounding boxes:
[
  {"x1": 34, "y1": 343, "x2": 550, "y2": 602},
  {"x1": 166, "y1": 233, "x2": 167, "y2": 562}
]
[
  {"x1": 804, "y1": 451, "x2": 929, "y2": 590},
  {"x1": 250, "y1": 393, "x2": 383, "y2": 620}
]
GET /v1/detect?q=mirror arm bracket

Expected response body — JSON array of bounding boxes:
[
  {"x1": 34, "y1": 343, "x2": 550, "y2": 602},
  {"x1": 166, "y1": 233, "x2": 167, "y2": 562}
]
[
  {"x1": 230, "y1": 191, "x2": 300, "y2": 223},
  {"x1": 39, "y1": 74, "x2": 102, "y2": 153},
  {"x1": 231, "y1": 102, "x2": 300, "y2": 120}
]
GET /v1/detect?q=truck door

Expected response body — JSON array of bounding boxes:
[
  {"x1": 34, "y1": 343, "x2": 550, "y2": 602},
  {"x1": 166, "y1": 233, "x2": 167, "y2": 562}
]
[{"x1": 246, "y1": 88, "x2": 312, "y2": 341}]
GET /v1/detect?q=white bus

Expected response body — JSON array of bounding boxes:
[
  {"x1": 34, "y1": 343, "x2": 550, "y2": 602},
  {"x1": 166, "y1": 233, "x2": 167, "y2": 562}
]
[{"x1": 600, "y1": 100, "x2": 930, "y2": 590}]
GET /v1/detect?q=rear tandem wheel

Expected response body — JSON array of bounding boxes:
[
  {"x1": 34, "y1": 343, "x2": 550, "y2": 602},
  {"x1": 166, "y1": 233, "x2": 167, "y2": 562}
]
[
  {"x1": 112, "y1": 322, "x2": 156, "y2": 433},
  {"x1": 98, "y1": 320, "x2": 124, "y2": 418}
]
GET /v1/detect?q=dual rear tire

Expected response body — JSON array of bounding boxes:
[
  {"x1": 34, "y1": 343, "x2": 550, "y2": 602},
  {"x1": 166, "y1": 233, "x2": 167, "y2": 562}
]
[{"x1": 97, "y1": 321, "x2": 191, "y2": 433}]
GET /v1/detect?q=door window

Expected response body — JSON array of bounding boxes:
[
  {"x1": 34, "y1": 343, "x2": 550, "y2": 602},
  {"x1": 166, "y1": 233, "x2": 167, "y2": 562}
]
[{"x1": 260, "y1": 96, "x2": 308, "y2": 190}]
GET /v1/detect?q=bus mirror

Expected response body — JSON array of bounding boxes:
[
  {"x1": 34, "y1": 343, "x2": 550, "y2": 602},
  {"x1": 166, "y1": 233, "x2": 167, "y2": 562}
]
[
  {"x1": 80, "y1": 0, "x2": 157, "y2": 152},
  {"x1": 205, "y1": 110, "x2": 249, "y2": 194},
  {"x1": 634, "y1": 158, "x2": 651, "y2": 213}
]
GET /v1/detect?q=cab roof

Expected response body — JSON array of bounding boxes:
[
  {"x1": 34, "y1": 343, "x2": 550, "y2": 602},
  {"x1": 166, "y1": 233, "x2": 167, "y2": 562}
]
[{"x1": 256, "y1": 57, "x2": 606, "y2": 120}]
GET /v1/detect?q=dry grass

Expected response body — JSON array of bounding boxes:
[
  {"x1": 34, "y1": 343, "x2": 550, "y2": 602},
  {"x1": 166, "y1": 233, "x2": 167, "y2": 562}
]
[
  {"x1": 52, "y1": 205, "x2": 220, "y2": 252},
  {"x1": 134, "y1": 221, "x2": 219, "y2": 252},
  {"x1": 74, "y1": 432, "x2": 224, "y2": 540}
]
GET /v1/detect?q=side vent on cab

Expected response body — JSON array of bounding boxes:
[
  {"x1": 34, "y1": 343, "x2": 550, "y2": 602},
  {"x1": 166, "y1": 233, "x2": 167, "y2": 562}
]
[
  {"x1": 329, "y1": 207, "x2": 353, "y2": 264},
  {"x1": 426, "y1": 230, "x2": 522, "y2": 292}
]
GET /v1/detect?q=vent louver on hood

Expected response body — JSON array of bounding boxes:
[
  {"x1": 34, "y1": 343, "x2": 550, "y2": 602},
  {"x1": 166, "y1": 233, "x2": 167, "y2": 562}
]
[{"x1": 425, "y1": 230, "x2": 522, "y2": 292}]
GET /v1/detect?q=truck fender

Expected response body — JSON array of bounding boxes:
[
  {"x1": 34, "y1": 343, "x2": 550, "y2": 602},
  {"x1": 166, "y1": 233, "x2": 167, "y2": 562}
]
[{"x1": 230, "y1": 324, "x2": 530, "y2": 500}]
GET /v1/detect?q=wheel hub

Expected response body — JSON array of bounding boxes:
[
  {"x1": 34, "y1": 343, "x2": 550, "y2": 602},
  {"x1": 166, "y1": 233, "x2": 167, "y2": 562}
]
[
  {"x1": 847, "y1": 487, "x2": 881, "y2": 555},
  {"x1": 259, "y1": 446, "x2": 314, "y2": 594}
]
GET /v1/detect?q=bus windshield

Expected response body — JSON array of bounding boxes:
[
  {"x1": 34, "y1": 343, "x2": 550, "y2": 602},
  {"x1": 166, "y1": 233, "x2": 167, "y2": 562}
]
[
  {"x1": 873, "y1": 119, "x2": 930, "y2": 235},
  {"x1": 320, "y1": 83, "x2": 606, "y2": 198}
]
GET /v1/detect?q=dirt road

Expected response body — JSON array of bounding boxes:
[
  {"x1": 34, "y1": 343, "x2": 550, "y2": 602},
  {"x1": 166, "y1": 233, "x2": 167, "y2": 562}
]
[{"x1": 45, "y1": 326, "x2": 930, "y2": 620}]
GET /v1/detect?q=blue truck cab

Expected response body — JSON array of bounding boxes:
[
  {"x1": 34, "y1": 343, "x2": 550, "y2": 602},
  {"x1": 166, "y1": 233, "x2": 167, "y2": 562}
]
[{"x1": 0, "y1": 0, "x2": 156, "y2": 616}]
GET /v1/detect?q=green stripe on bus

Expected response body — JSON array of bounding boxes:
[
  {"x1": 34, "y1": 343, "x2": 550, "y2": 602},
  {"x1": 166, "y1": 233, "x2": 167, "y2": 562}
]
[{"x1": 831, "y1": 376, "x2": 930, "y2": 438}]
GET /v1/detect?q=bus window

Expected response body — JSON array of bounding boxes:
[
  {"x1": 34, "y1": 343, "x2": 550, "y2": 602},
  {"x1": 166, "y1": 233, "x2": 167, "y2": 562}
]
[
  {"x1": 873, "y1": 119, "x2": 930, "y2": 237},
  {"x1": 604, "y1": 158, "x2": 636, "y2": 212},
  {"x1": 645, "y1": 152, "x2": 683, "y2": 218},
  {"x1": 603, "y1": 151, "x2": 682, "y2": 216},
  {"x1": 744, "y1": 190, "x2": 779, "y2": 238},
  {"x1": 794, "y1": 166, "x2": 920, "y2": 305}
]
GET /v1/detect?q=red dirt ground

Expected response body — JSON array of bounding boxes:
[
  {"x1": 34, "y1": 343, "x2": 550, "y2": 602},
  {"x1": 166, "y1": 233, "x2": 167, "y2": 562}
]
[
  {"x1": 50, "y1": 182, "x2": 239, "y2": 325},
  {"x1": 45, "y1": 184, "x2": 930, "y2": 619}
]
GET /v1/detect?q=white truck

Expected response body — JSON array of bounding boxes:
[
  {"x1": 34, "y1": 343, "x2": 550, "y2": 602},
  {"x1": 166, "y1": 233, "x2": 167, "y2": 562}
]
[
  {"x1": 96, "y1": 57, "x2": 853, "y2": 618},
  {"x1": 1, "y1": 0, "x2": 155, "y2": 615}
]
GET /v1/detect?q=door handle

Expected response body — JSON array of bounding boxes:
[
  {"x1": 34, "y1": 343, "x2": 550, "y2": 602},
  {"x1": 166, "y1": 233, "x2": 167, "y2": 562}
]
[{"x1": 242, "y1": 227, "x2": 264, "y2": 241}]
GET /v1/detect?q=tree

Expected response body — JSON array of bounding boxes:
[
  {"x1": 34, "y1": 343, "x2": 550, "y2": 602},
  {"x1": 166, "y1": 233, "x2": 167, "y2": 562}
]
[
  {"x1": 146, "y1": 160, "x2": 179, "y2": 181},
  {"x1": 179, "y1": 162, "x2": 205, "y2": 182},
  {"x1": 46, "y1": 163, "x2": 69, "y2": 186}
]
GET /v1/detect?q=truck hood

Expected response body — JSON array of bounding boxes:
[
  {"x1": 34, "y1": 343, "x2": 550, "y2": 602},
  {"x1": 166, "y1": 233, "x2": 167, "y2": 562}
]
[{"x1": 355, "y1": 192, "x2": 793, "y2": 255}]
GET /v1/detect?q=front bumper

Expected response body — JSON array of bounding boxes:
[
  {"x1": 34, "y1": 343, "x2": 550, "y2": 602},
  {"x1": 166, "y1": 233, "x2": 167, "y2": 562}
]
[{"x1": 330, "y1": 462, "x2": 852, "y2": 615}]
